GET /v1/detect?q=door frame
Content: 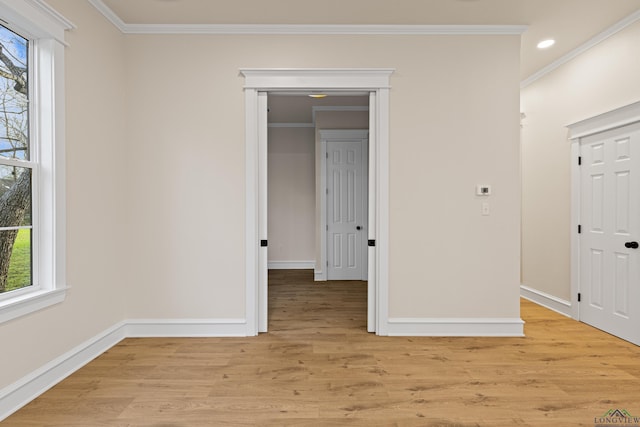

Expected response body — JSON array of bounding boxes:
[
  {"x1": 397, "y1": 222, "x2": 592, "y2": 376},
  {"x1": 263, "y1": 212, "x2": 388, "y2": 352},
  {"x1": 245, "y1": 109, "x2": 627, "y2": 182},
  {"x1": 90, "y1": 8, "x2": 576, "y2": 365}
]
[
  {"x1": 568, "y1": 100, "x2": 640, "y2": 321},
  {"x1": 319, "y1": 129, "x2": 369, "y2": 282},
  {"x1": 241, "y1": 68, "x2": 394, "y2": 335}
]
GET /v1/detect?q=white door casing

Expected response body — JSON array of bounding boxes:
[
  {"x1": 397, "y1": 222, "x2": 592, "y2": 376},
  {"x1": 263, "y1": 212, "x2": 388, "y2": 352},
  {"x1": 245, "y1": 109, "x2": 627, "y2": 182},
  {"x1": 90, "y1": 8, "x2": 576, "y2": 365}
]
[
  {"x1": 241, "y1": 68, "x2": 393, "y2": 336},
  {"x1": 320, "y1": 131, "x2": 368, "y2": 281},
  {"x1": 569, "y1": 101, "x2": 640, "y2": 346}
]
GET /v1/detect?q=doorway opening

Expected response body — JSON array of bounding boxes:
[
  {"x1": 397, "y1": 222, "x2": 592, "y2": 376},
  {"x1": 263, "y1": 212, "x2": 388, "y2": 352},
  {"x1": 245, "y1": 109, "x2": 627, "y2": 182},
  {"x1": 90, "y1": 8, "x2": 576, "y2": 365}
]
[{"x1": 241, "y1": 68, "x2": 393, "y2": 336}]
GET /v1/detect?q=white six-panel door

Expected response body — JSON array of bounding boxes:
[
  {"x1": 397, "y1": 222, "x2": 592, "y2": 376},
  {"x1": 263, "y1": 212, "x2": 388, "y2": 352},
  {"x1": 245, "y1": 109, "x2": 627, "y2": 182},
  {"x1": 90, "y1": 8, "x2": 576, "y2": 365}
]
[
  {"x1": 327, "y1": 140, "x2": 367, "y2": 280},
  {"x1": 579, "y1": 122, "x2": 640, "y2": 345}
]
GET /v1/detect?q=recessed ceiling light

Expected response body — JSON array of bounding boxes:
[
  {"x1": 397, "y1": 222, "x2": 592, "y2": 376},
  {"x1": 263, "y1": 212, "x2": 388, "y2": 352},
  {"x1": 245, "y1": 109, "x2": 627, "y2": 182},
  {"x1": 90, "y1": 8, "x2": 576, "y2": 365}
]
[
  {"x1": 537, "y1": 39, "x2": 555, "y2": 49},
  {"x1": 308, "y1": 93, "x2": 327, "y2": 98}
]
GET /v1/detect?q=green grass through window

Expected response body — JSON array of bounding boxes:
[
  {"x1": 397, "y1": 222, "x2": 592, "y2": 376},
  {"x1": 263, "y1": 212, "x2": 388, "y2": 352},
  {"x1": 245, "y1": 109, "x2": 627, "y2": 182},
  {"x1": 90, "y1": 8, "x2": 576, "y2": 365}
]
[{"x1": 6, "y1": 228, "x2": 32, "y2": 292}]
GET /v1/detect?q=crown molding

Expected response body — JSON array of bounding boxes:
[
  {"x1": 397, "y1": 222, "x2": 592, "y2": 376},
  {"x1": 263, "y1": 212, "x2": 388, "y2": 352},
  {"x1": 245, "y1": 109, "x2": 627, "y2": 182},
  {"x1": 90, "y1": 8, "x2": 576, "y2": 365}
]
[
  {"x1": 87, "y1": 0, "x2": 526, "y2": 35},
  {"x1": 521, "y1": 8, "x2": 640, "y2": 89},
  {"x1": 120, "y1": 23, "x2": 527, "y2": 35}
]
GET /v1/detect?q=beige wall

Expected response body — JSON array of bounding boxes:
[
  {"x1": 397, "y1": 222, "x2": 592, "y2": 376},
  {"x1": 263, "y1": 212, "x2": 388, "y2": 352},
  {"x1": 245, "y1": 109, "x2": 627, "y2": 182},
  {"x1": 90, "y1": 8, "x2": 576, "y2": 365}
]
[
  {"x1": 268, "y1": 127, "x2": 315, "y2": 263},
  {"x1": 0, "y1": 0, "x2": 127, "y2": 387},
  {"x1": 521, "y1": 20, "x2": 640, "y2": 301}
]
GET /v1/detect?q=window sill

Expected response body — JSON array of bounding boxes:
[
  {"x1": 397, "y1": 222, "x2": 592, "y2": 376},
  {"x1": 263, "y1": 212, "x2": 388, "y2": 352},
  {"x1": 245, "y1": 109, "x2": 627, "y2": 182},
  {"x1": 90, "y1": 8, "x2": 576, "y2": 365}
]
[{"x1": 0, "y1": 287, "x2": 68, "y2": 324}]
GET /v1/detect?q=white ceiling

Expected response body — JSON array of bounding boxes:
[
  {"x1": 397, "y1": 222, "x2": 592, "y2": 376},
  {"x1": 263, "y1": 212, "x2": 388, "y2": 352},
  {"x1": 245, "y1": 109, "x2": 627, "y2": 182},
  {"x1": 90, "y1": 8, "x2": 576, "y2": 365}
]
[{"x1": 98, "y1": 0, "x2": 640, "y2": 80}]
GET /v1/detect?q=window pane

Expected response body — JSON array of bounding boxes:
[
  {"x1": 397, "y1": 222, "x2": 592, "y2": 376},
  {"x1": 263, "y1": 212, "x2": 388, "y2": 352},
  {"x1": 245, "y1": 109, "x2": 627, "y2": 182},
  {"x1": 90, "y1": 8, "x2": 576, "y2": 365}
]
[
  {"x1": 0, "y1": 25, "x2": 28, "y2": 161},
  {"x1": 1, "y1": 228, "x2": 32, "y2": 293},
  {"x1": 0, "y1": 165, "x2": 31, "y2": 227}
]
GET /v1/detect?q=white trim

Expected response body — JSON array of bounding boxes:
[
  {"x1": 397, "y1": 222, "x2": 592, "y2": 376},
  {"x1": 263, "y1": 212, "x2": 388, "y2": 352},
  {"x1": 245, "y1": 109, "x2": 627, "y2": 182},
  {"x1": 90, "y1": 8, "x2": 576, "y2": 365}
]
[
  {"x1": 241, "y1": 68, "x2": 392, "y2": 335},
  {"x1": 241, "y1": 68, "x2": 394, "y2": 90},
  {"x1": 386, "y1": 318, "x2": 525, "y2": 337},
  {"x1": 126, "y1": 319, "x2": 248, "y2": 338},
  {"x1": 0, "y1": 321, "x2": 126, "y2": 422},
  {"x1": 82, "y1": 4, "x2": 527, "y2": 36},
  {"x1": 520, "y1": 285, "x2": 572, "y2": 317},
  {"x1": 567, "y1": 100, "x2": 640, "y2": 140},
  {"x1": 0, "y1": 287, "x2": 67, "y2": 323},
  {"x1": 0, "y1": 0, "x2": 74, "y2": 43},
  {"x1": 570, "y1": 139, "x2": 581, "y2": 320},
  {"x1": 521, "y1": 9, "x2": 640, "y2": 88},
  {"x1": 125, "y1": 24, "x2": 527, "y2": 36},
  {"x1": 268, "y1": 261, "x2": 315, "y2": 270}
]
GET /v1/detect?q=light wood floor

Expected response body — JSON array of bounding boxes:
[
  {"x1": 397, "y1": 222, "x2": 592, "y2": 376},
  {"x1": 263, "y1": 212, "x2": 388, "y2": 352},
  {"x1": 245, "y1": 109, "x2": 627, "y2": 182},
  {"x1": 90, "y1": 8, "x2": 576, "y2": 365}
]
[{"x1": 4, "y1": 269, "x2": 640, "y2": 426}]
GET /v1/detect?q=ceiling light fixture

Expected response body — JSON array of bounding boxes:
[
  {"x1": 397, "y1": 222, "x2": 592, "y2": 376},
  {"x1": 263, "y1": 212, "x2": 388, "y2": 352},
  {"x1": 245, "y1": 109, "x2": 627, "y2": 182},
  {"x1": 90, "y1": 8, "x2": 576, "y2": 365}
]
[
  {"x1": 537, "y1": 39, "x2": 555, "y2": 49},
  {"x1": 308, "y1": 93, "x2": 327, "y2": 98}
]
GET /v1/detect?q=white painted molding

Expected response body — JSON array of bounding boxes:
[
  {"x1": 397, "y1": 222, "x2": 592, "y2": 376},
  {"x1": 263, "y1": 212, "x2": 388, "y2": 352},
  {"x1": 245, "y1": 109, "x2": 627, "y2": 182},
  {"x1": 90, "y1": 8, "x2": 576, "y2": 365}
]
[
  {"x1": 267, "y1": 261, "x2": 315, "y2": 270},
  {"x1": 83, "y1": 4, "x2": 527, "y2": 36},
  {"x1": 0, "y1": 321, "x2": 126, "y2": 422},
  {"x1": 520, "y1": 285, "x2": 571, "y2": 317},
  {"x1": 386, "y1": 318, "x2": 525, "y2": 337},
  {"x1": 125, "y1": 24, "x2": 528, "y2": 36},
  {"x1": 241, "y1": 69, "x2": 394, "y2": 90},
  {"x1": 567, "y1": 100, "x2": 640, "y2": 140},
  {"x1": 521, "y1": 9, "x2": 640, "y2": 89},
  {"x1": 0, "y1": 287, "x2": 67, "y2": 324},
  {"x1": 0, "y1": 0, "x2": 75, "y2": 43},
  {"x1": 126, "y1": 319, "x2": 248, "y2": 337},
  {"x1": 314, "y1": 269, "x2": 325, "y2": 282}
]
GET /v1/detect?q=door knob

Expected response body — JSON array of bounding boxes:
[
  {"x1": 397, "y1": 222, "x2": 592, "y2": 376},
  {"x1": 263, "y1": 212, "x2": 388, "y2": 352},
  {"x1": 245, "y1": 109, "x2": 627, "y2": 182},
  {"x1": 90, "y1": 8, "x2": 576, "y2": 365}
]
[
  {"x1": 625, "y1": 241, "x2": 639, "y2": 249},
  {"x1": 356, "y1": 226, "x2": 362, "y2": 230}
]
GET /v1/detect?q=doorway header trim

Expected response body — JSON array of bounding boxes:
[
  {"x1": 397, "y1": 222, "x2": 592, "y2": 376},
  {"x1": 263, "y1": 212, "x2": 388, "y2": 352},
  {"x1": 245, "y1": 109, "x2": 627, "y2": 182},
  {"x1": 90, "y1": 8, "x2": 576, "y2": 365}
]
[{"x1": 239, "y1": 68, "x2": 394, "y2": 90}]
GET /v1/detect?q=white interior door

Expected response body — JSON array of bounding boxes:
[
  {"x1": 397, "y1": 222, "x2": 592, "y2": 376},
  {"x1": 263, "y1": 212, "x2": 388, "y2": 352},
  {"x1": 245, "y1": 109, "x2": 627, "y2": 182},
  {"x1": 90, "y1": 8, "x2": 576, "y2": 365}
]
[
  {"x1": 327, "y1": 139, "x2": 368, "y2": 280},
  {"x1": 580, "y1": 122, "x2": 640, "y2": 345}
]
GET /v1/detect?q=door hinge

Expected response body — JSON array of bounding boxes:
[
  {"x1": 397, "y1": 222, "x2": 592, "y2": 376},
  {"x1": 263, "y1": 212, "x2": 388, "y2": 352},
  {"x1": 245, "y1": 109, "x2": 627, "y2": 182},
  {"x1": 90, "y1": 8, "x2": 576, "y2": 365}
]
[
  {"x1": 578, "y1": 225, "x2": 581, "y2": 234},
  {"x1": 578, "y1": 156, "x2": 582, "y2": 166},
  {"x1": 326, "y1": 224, "x2": 328, "y2": 231},
  {"x1": 577, "y1": 293, "x2": 581, "y2": 302},
  {"x1": 326, "y1": 152, "x2": 329, "y2": 159},
  {"x1": 260, "y1": 240, "x2": 268, "y2": 247},
  {"x1": 326, "y1": 188, "x2": 328, "y2": 195}
]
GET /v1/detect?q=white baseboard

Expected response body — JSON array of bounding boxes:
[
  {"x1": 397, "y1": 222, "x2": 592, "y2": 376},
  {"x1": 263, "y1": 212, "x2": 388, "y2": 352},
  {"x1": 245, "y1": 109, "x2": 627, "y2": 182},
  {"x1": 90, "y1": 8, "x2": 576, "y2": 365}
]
[
  {"x1": 520, "y1": 285, "x2": 571, "y2": 317},
  {"x1": 125, "y1": 318, "x2": 248, "y2": 337},
  {"x1": 0, "y1": 321, "x2": 127, "y2": 422},
  {"x1": 0, "y1": 318, "x2": 248, "y2": 421},
  {"x1": 268, "y1": 261, "x2": 315, "y2": 270},
  {"x1": 386, "y1": 317, "x2": 525, "y2": 337}
]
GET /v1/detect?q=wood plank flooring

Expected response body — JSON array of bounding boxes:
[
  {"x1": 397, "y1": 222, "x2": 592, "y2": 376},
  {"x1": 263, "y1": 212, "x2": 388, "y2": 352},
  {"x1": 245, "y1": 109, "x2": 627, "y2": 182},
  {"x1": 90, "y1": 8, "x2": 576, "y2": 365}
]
[{"x1": 4, "y1": 269, "x2": 640, "y2": 426}]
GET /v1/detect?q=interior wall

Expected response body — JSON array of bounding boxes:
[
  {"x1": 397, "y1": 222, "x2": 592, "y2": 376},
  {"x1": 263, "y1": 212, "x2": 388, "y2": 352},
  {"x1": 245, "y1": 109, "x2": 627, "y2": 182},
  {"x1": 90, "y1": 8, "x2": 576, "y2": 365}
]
[
  {"x1": 521, "y1": 20, "x2": 640, "y2": 301},
  {"x1": 267, "y1": 127, "x2": 315, "y2": 264},
  {"x1": 123, "y1": 34, "x2": 521, "y2": 320},
  {"x1": 0, "y1": 0, "x2": 127, "y2": 388},
  {"x1": 314, "y1": 110, "x2": 370, "y2": 273}
]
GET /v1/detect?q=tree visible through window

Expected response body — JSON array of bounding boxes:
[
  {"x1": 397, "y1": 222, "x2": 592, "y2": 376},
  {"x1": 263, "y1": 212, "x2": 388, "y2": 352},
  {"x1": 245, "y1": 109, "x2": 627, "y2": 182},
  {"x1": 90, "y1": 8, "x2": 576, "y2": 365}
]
[{"x1": 0, "y1": 24, "x2": 31, "y2": 294}]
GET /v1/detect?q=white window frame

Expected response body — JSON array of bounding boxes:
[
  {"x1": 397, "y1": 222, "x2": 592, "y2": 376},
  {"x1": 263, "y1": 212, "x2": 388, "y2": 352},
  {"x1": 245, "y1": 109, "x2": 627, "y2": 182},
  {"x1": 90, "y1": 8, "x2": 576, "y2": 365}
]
[{"x1": 0, "y1": 0, "x2": 73, "y2": 323}]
